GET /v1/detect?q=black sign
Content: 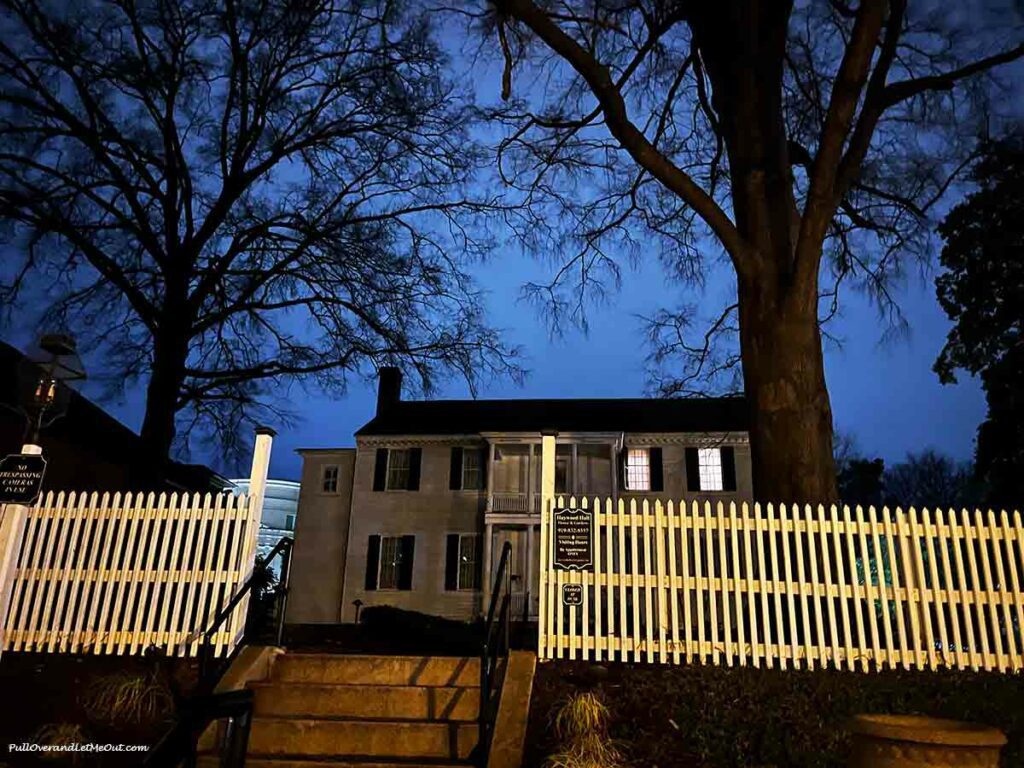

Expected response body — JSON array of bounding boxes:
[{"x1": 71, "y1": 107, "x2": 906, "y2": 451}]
[
  {"x1": 0, "y1": 453, "x2": 46, "y2": 505},
  {"x1": 553, "y1": 507, "x2": 593, "y2": 571},
  {"x1": 562, "y1": 583, "x2": 583, "y2": 606}
]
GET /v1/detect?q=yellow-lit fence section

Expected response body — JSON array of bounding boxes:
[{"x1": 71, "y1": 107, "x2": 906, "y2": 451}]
[
  {"x1": 539, "y1": 498, "x2": 1024, "y2": 672},
  {"x1": 2, "y1": 490, "x2": 257, "y2": 657}
]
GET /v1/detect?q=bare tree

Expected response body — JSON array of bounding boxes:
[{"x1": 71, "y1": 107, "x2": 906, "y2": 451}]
[
  {"x1": 0, "y1": 0, "x2": 521, "y2": 468},
  {"x1": 455, "y1": 0, "x2": 1023, "y2": 501}
]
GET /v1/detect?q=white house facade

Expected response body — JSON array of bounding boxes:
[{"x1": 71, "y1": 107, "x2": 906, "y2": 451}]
[{"x1": 285, "y1": 368, "x2": 752, "y2": 625}]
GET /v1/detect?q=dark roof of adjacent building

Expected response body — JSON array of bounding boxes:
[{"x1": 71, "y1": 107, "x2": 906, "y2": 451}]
[
  {"x1": 0, "y1": 340, "x2": 233, "y2": 492},
  {"x1": 355, "y1": 395, "x2": 748, "y2": 437}
]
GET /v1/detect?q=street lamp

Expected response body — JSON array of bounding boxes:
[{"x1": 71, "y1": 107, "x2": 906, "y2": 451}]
[{"x1": 18, "y1": 333, "x2": 87, "y2": 450}]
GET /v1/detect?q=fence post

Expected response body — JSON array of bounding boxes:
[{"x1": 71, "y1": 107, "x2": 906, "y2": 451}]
[
  {"x1": 0, "y1": 443, "x2": 43, "y2": 657},
  {"x1": 230, "y1": 427, "x2": 274, "y2": 650},
  {"x1": 537, "y1": 431, "x2": 556, "y2": 658},
  {"x1": 247, "y1": 427, "x2": 275, "y2": 531}
]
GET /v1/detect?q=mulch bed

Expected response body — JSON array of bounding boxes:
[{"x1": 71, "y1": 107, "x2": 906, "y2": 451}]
[
  {"x1": 0, "y1": 652, "x2": 197, "y2": 767},
  {"x1": 524, "y1": 660, "x2": 1024, "y2": 768}
]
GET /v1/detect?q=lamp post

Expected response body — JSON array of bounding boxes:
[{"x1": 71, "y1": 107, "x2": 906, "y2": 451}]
[
  {"x1": 0, "y1": 334, "x2": 85, "y2": 656},
  {"x1": 17, "y1": 333, "x2": 87, "y2": 453}
]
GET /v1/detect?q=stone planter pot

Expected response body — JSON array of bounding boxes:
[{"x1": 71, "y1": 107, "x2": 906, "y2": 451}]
[{"x1": 847, "y1": 714, "x2": 1006, "y2": 768}]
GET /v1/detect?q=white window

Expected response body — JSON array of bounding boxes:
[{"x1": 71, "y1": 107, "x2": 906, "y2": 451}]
[
  {"x1": 378, "y1": 536, "x2": 402, "y2": 589},
  {"x1": 625, "y1": 448, "x2": 650, "y2": 491},
  {"x1": 463, "y1": 449, "x2": 483, "y2": 490},
  {"x1": 458, "y1": 534, "x2": 481, "y2": 590},
  {"x1": 322, "y1": 464, "x2": 339, "y2": 493},
  {"x1": 285, "y1": 513, "x2": 296, "y2": 531},
  {"x1": 386, "y1": 449, "x2": 411, "y2": 491},
  {"x1": 698, "y1": 448, "x2": 724, "y2": 492}
]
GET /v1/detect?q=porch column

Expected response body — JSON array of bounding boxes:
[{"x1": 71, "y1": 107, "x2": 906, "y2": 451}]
[
  {"x1": 526, "y1": 443, "x2": 534, "y2": 513},
  {"x1": 538, "y1": 431, "x2": 556, "y2": 655},
  {"x1": 482, "y1": 521, "x2": 493, "y2": 613},
  {"x1": 526, "y1": 523, "x2": 535, "y2": 619}
]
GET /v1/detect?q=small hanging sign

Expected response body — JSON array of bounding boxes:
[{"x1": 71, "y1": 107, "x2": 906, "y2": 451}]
[
  {"x1": 562, "y1": 583, "x2": 583, "y2": 606},
  {"x1": 553, "y1": 506, "x2": 593, "y2": 571},
  {"x1": 0, "y1": 453, "x2": 47, "y2": 505}
]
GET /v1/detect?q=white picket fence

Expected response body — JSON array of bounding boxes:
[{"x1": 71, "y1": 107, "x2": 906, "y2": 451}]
[
  {"x1": 1, "y1": 490, "x2": 258, "y2": 657},
  {"x1": 539, "y1": 497, "x2": 1024, "y2": 672}
]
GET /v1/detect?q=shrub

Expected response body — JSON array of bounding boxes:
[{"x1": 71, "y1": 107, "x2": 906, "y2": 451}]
[
  {"x1": 81, "y1": 669, "x2": 174, "y2": 726},
  {"x1": 545, "y1": 692, "x2": 626, "y2": 768},
  {"x1": 30, "y1": 723, "x2": 88, "y2": 764}
]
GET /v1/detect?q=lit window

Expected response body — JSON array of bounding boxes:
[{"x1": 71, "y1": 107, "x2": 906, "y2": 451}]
[
  {"x1": 386, "y1": 449, "x2": 411, "y2": 490},
  {"x1": 698, "y1": 448, "x2": 724, "y2": 491},
  {"x1": 626, "y1": 448, "x2": 650, "y2": 491},
  {"x1": 322, "y1": 464, "x2": 339, "y2": 493},
  {"x1": 463, "y1": 449, "x2": 482, "y2": 490},
  {"x1": 378, "y1": 536, "x2": 403, "y2": 589},
  {"x1": 458, "y1": 534, "x2": 481, "y2": 590}
]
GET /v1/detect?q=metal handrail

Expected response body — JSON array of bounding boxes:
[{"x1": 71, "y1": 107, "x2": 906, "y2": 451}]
[
  {"x1": 476, "y1": 541, "x2": 513, "y2": 767},
  {"x1": 197, "y1": 536, "x2": 294, "y2": 689},
  {"x1": 147, "y1": 536, "x2": 294, "y2": 767},
  {"x1": 143, "y1": 689, "x2": 254, "y2": 768}
]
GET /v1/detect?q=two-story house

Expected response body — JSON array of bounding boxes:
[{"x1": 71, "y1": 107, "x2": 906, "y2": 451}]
[{"x1": 286, "y1": 368, "x2": 752, "y2": 626}]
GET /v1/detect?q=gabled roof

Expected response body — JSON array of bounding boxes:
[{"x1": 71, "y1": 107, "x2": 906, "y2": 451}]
[{"x1": 355, "y1": 395, "x2": 748, "y2": 437}]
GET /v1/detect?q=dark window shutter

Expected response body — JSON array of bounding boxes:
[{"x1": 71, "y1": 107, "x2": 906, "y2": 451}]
[
  {"x1": 649, "y1": 447, "x2": 664, "y2": 492},
  {"x1": 373, "y1": 449, "x2": 388, "y2": 492},
  {"x1": 397, "y1": 535, "x2": 415, "y2": 590},
  {"x1": 365, "y1": 535, "x2": 381, "y2": 590},
  {"x1": 407, "y1": 448, "x2": 422, "y2": 491},
  {"x1": 479, "y1": 447, "x2": 489, "y2": 490},
  {"x1": 722, "y1": 447, "x2": 737, "y2": 491},
  {"x1": 618, "y1": 450, "x2": 626, "y2": 491},
  {"x1": 444, "y1": 534, "x2": 460, "y2": 590},
  {"x1": 685, "y1": 447, "x2": 701, "y2": 493},
  {"x1": 449, "y1": 447, "x2": 464, "y2": 491}
]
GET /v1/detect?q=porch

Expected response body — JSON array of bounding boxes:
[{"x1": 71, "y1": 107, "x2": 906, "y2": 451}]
[{"x1": 482, "y1": 433, "x2": 622, "y2": 619}]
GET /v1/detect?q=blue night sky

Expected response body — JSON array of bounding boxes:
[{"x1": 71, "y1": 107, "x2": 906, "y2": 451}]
[
  {"x1": 1, "y1": 15, "x2": 1002, "y2": 484},
  {"x1": 37, "y1": 244, "x2": 982, "y2": 483}
]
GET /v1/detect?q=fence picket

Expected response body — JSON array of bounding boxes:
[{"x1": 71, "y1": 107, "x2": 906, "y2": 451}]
[
  {"x1": 593, "y1": 497, "x2": 603, "y2": 662},
  {"x1": 935, "y1": 509, "x2": 966, "y2": 669},
  {"x1": 605, "y1": 498, "x2": 616, "y2": 661},
  {"x1": 666, "y1": 500, "x2": 681, "y2": 665},
  {"x1": 655, "y1": 500, "x2": 668, "y2": 664},
  {"x1": 950, "y1": 509, "x2": 980, "y2": 670},
  {"x1": 882, "y1": 507, "x2": 910, "y2": 670},
  {"x1": 975, "y1": 510, "x2": 1004, "y2": 671},
  {"x1": 680, "y1": 501, "x2": 693, "y2": 662},
  {"x1": 617, "y1": 498, "x2": 628, "y2": 662},
  {"x1": 730, "y1": 502, "x2": 746, "y2": 666},
  {"x1": 989, "y1": 510, "x2": 1018, "y2": 671},
  {"x1": 743, "y1": 503, "x2": 761, "y2": 667}
]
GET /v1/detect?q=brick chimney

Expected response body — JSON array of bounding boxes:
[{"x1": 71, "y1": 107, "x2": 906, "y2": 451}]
[{"x1": 376, "y1": 366, "x2": 402, "y2": 416}]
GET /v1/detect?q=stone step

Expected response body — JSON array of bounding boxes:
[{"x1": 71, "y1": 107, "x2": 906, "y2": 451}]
[
  {"x1": 250, "y1": 682, "x2": 480, "y2": 721},
  {"x1": 271, "y1": 655, "x2": 480, "y2": 688},
  {"x1": 247, "y1": 717, "x2": 478, "y2": 761}
]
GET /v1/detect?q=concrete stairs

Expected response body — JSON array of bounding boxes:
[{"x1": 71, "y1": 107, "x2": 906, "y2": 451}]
[{"x1": 202, "y1": 654, "x2": 481, "y2": 768}]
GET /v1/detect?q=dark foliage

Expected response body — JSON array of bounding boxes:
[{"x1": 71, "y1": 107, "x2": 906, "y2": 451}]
[
  {"x1": 935, "y1": 134, "x2": 1024, "y2": 509},
  {"x1": 526, "y1": 660, "x2": 1024, "y2": 768},
  {"x1": 0, "y1": 0, "x2": 521, "y2": 468},
  {"x1": 837, "y1": 457, "x2": 885, "y2": 507}
]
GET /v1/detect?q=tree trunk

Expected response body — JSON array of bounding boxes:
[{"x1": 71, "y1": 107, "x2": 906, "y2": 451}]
[
  {"x1": 737, "y1": 268, "x2": 838, "y2": 503},
  {"x1": 139, "y1": 331, "x2": 189, "y2": 482}
]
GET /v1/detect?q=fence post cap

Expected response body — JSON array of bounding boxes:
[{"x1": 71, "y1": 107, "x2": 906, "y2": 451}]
[{"x1": 255, "y1": 426, "x2": 277, "y2": 437}]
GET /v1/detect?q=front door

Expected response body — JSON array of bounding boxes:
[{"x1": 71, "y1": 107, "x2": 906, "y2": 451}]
[{"x1": 492, "y1": 527, "x2": 536, "y2": 618}]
